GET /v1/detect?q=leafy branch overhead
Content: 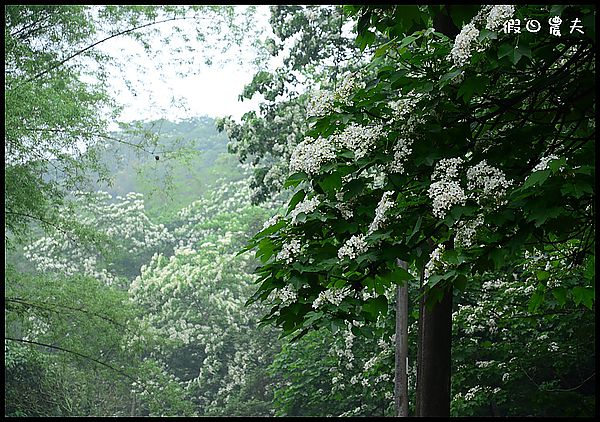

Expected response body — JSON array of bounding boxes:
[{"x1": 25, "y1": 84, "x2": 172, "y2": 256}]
[{"x1": 246, "y1": 4, "x2": 595, "y2": 337}]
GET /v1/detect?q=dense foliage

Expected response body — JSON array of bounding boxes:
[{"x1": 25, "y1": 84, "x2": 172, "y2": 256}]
[
  {"x1": 244, "y1": 4, "x2": 595, "y2": 416},
  {"x1": 4, "y1": 5, "x2": 256, "y2": 246}
]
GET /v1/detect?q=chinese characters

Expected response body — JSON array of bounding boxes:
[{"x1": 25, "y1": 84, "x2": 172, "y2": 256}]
[{"x1": 502, "y1": 16, "x2": 585, "y2": 35}]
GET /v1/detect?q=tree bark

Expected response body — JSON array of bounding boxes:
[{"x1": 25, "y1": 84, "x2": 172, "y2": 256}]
[
  {"x1": 394, "y1": 259, "x2": 409, "y2": 416},
  {"x1": 415, "y1": 284, "x2": 453, "y2": 417}
]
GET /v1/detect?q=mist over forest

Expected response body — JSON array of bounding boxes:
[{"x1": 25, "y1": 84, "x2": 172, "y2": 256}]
[{"x1": 5, "y1": 5, "x2": 595, "y2": 417}]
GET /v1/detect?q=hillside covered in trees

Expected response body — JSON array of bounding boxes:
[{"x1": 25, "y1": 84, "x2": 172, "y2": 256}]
[{"x1": 5, "y1": 5, "x2": 595, "y2": 417}]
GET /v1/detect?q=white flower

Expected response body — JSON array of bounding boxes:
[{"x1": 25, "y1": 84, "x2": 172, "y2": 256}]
[
  {"x1": 464, "y1": 385, "x2": 482, "y2": 401},
  {"x1": 532, "y1": 154, "x2": 560, "y2": 172},
  {"x1": 428, "y1": 158, "x2": 467, "y2": 218},
  {"x1": 450, "y1": 23, "x2": 480, "y2": 67},
  {"x1": 276, "y1": 239, "x2": 301, "y2": 264},
  {"x1": 338, "y1": 234, "x2": 368, "y2": 260},
  {"x1": 334, "y1": 74, "x2": 361, "y2": 106},
  {"x1": 428, "y1": 180, "x2": 467, "y2": 219},
  {"x1": 466, "y1": 160, "x2": 512, "y2": 199},
  {"x1": 336, "y1": 199, "x2": 354, "y2": 220},
  {"x1": 454, "y1": 214, "x2": 484, "y2": 248},
  {"x1": 262, "y1": 214, "x2": 281, "y2": 230},
  {"x1": 289, "y1": 136, "x2": 336, "y2": 176},
  {"x1": 335, "y1": 123, "x2": 384, "y2": 160},
  {"x1": 312, "y1": 286, "x2": 353, "y2": 309},
  {"x1": 485, "y1": 5, "x2": 516, "y2": 31},
  {"x1": 275, "y1": 285, "x2": 297, "y2": 306},
  {"x1": 368, "y1": 191, "x2": 395, "y2": 234},
  {"x1": 389, "y1": 137, "x2": 414, "y2": 174},
  {"x1": 424, "y1": 244, "x2": 447, "y2": 281},
  {"x1": 289, "y1": 196, "x2": 320, "y2": 225},
  {"x1": 307, "y1": 90, "x2": 335, "y2": 117}
]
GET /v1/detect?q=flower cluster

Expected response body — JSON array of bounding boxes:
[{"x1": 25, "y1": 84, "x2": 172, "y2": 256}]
[
  {"x1": 276, "y1": 239, "x2": 302, "y2": 264},
  {"x1": 334, "y1": 74, "x2": 361, "y2": 106},
  {"x1": 306, "y1": 73, "x2": 363, "y2": 118},
  {"x1": 485, "y1": 5, "x2": 516, "y2": 31},
  {"x1": 388, "y1": 137, "x2": 414, "y2": 174},
  {"x1": 454, "y1": 214, "x2": 485, "y2": 248},
  {"x1": 23, "y1": 190, "x2": 176, "y2": 285},
  {"x1": 466, "y1": 159, "x2": 512, "y2": 200},
  {"x1": 532, "y1": 154, "x2": 560, "y2": 172},
  {"x1": 450, "y1": 23, "x2": 480, "y2": 67},
  {"x1": 312, "y1": 286, "x2": 353, "y2": 309},
  {"x1": 368, "y1": 191, "x2": 395, "y2": 234},
  {"x1": 334, "y1": 123, "x2": 385, "y2": 160},
  {"x1": 289, "y1": 196, "x2": 320, "y2": 225},
  {"x1": 428, "y1": 158, "x2": 467, "y2": 219},
  {"x1": 338, "y1": 234, "x2": 368, "y2": 260},
  {"x1": 262, "y1": 214, "x2": 281, "y2": 230},
  {"x1": 449, "y1": 5, "x2": 515, "y2": 67},
  {"x1": 307, "y1": 90, "x2": 335, "y2": 117},
  {"x1": 424, "y1": 244, "x2": 448, "y2": 281},
  {"x1": 289, "y1": 136, "x2": 337, "y2": 176},
  {"x1": 335, "y1": 193, "x2": 354, "y2": 220},
  {"x1": 274, "y1": 285, "x2": 297, "y2": 307}
]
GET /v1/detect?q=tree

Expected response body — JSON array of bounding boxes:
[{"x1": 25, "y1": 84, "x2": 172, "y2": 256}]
[
  {"x1": 128, "y1": 178, "x2": 282, "y2": 416},
  {"x1": 7, "y1": 174, "x2": 282, "y2": 416},
  {"x1": 4, "y1": 5, "x2": 258, "y2": 246},
  {"x1": 245, "y1": 4, "x2": 594, "y2": 416},
  {"x1": 4, "y1": 269, "x2": 179, "y2": 416},
  {"x1": 217, "y1": 5, "x2": 365, "y2": 204}
]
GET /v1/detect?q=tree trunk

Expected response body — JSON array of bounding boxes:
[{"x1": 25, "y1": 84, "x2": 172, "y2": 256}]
[
  {"x1": 394, "y1": 259, "x2": 409, "y2": 416},
  {"x1": 415, "y1": 283, "x2": 453, "y2": 417}
]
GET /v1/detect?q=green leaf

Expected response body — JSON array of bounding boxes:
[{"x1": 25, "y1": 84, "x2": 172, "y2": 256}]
[
  {"x1": 363, "y1": 295, "x2": 388, "y2": 320},
  {"x1": 572, "y1": 287, "x2": 594, "y2": 309},
  {"x1": 286, "y1": 190, "x2": 306, "y2": 215},
  {"x1": 536, "y1": 270, "x2": 550, "y2": 281},
  {"x1": 400, "y1": 35, "x2": 418, "y2": 47},
  {"x1": 478, "y1": 28, "x2": 498, "y2": 41},
  {"x1": 498, "y1": 43, "x2": 514, "y2": 60},
  {"x1": 528, "y1": 291, "x2": 544, "y2": 313},
  {"x1": 454, "y1": 274, "x2": 468, "y2": 291},
  {"x1": 424, "y1": 285, "x2": 445, "y2": 309},
  {"x1": 584, "y1": 255, "x2": 595, "y2": 281},
  {"x1": 391, "y1": 265, "x2": 413, "y2": 284},
  {"x1": 498, "y1": 43, "x2": 531, "y2": 65},
  {"x1": 549, "y1": 5, "x2": 567, "y2": 16},
  {"x1": 342, "y1": 178, "x2": 366, "y2": 200},
  {"x1": 448, "y1": 5, "x2": 481, "y2": 28},
  {"x1": 457, "y1": 75, "x2": 489, "y2": 102},
  {"x1": 318, "y1": 171, "x2": 342, "y2": 193},
  {"x1": 522, "y1": 169, "x2": 551, "y2": 189},
  {"x1": 283, "y1": 172, "x2": 307, "y2": 188},
  {"x1": 552, "y1": 288, "x2": 568, "y2": 307}
]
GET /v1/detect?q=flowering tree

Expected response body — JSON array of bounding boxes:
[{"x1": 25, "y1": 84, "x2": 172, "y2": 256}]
[
  {"x1": 23, "y1": 190, "x2": 174, "y2": 286},
  {"x1": 245, "y1": 4, "x2": 595, "y2": 416},
  {"x1": 451, "y1": 248, "x2": 595, "y2": 416},
  {"x1": 5, "y1": 5, "x2": 259, "y2": 246},
  {"x1": 217, "y1": 5, "x2": 365, "y2": 204},
  {"x1": 127, "y1": 178, "x2": 282, "y2": 416},
  {"x1": 10, "y1": 175, "x2": 285, "y2": 416}
]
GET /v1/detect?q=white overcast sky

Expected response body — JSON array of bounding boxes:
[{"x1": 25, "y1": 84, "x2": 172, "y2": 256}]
[{"x1": 96, "y1": 5, "x2": 275, "y2": 127}]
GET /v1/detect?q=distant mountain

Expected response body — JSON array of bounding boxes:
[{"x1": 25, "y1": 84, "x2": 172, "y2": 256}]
[{"x1": 91, "y1": 116, "x2": 245, "y2": 220}]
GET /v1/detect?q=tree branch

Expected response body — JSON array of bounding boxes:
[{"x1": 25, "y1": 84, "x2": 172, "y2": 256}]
[
  {"x1": 5, "y1": 297, "x2": 128, "y2": 329},
  {"x1": 19, "y1": 15, "x2": 194, "y2": 86},
  {"x1": 5, "y1": 336, "x2": 136, "y2": 382}
]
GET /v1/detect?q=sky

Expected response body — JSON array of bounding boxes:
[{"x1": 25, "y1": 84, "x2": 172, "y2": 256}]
[{"x1": 97, "y1": 5, "x2": 275, "y2": 127}]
